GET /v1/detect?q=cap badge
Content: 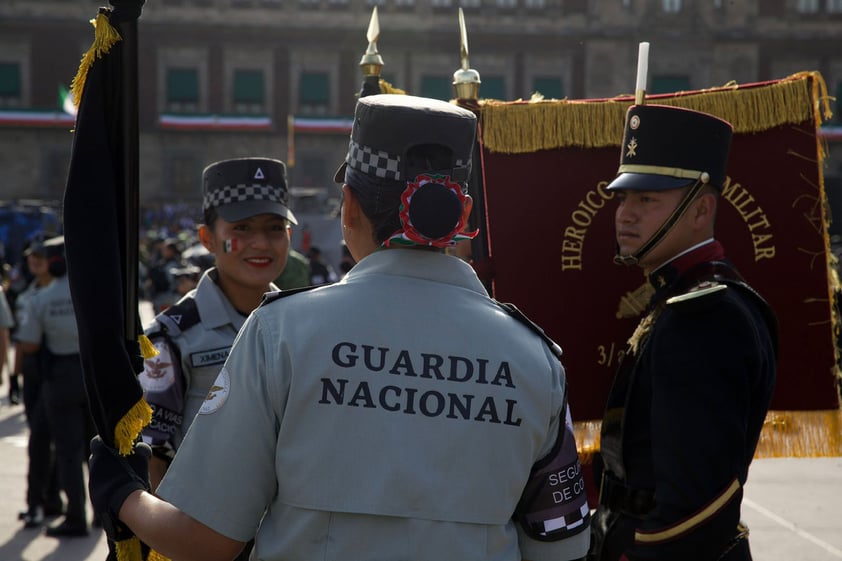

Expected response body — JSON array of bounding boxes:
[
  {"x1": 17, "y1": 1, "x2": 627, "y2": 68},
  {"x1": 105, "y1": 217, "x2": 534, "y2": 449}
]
[
  {"x1": 254, "y1": 168, "x2": 265, "y2": 180},
  {"x1": 626, "y1": 137, "x2": 638, "y2": 158},
  {"x1": 629, "y1": 115, "x2": 640, "y2": 130}
]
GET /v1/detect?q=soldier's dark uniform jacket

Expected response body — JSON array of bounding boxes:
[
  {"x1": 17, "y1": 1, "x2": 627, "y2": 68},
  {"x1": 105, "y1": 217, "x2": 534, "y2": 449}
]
[{"x1": 592, "y1": 240, "x2": 778, "y2": 561}]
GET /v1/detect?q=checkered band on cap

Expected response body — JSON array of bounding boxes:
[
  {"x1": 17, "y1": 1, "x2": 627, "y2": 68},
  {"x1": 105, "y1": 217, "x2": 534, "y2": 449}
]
[
  {"x1": 203, "y1": 183, "x2": 287, "y2": 210},
  {"x1": 347, "y1": 140, "x2": 402, "y2": 181}
]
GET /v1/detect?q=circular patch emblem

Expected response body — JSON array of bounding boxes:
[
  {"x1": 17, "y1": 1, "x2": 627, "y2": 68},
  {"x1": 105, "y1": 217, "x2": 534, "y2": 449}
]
[
  {"x1": 629, "y1": 115, "x2": 640, "y2": 130},
  {"x1": 199, "y1": 367, "x2": 230, "y2": 415},
  {"x1": 139, "y1": 341, "x2": 176, "y2": 393}
]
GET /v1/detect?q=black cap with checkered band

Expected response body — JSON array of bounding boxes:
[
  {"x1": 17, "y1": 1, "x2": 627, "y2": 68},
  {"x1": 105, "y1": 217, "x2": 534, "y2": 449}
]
[
  {"x1": 333, "y1": 94, "x2": 476, "y2": 185},
  {"x1": 202, "y1": 157, "x2": 297, "y2": 224}
]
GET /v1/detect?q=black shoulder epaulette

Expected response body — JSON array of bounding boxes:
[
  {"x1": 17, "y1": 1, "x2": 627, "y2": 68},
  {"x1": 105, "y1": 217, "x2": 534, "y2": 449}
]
[
  {"x1": 259, "y1": 285, "x2": 319, "y2": 308},
  {"x1": 495, "y1": 301, "x2": 563, "y2": 361},
  {"x1": 157, "y1": 297, "x2": 201, "y2": 336}
]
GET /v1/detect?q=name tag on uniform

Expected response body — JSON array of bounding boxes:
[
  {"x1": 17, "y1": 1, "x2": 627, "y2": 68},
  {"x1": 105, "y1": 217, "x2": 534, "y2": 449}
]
[{"x1": 190, "y1": 347, "x2": 230, "y2": 368}]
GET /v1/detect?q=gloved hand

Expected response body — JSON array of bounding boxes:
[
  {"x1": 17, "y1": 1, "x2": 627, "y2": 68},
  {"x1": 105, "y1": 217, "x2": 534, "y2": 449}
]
[{"x1": 88, "y1": 436, "x2": 152, "y2": 541}]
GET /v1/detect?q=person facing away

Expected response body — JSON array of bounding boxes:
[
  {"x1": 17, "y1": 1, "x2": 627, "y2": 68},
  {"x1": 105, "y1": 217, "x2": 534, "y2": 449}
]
[
  {"x1": 588, "y1": 104, "x2": 778, "y2": 561},
  {"x1": 137, "y1": 156, "x2": 295, "y2": 492},
  {"x1": 88, "y1": 94, "x2": 590, "y2": 561}
]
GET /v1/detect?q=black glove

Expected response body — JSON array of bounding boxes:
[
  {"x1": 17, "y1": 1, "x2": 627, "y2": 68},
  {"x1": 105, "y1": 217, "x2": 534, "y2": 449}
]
[{"x1": 88, "y1": 436, "x2": 152, "y2": 541}]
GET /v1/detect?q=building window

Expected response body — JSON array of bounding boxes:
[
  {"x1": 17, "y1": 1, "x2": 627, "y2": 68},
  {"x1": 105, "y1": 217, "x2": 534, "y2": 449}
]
[
  {"x1": 233, "y1": 69, "x2": 265, "y2": 114},
  {"x1": 299, "y1": 72, "x2": 330, "y2": 115},
  {"x1": 166, "y1": 67, "x2": 199, "y2": 112},
  {"x1": 461, "y1": 0, "x2": 481, "y2": 6},
  {"x1": 482, "y1": 76, "x2": 506, "y2": 100},
  {"x1": 420, "y1": 76, "x2": 452, "y2": 101},
  {"x1": 563, "y1": 0, "x2": 587, "y2": 14},
  {"x1": 650, "y1": 75, "x2": 691, "y2": 94},
  {"x1": 796, "y1": 0, "x2": 819, "y2": 12},
  {"x1": 0, "y1": 62, "x2": 21, "y2": 107},
  {"x1": 366, "y1": 0, "x2": 386, "y2": 4},
  {"x1": 431, "y1": 0, "x2": 452, "y2": 6},
  {"x1": 532, "y1": 77, "x2": 564, "y2": 99},
  {"x1": 524, "y1": 0, "x2": 545, "y2": 8},
  {"x1": 394, "y1": 0, "x2": 415, "y2": 6},
  {"x1": 496, "y1": 0, "x2": 516, "y2": 7},
  {"x1": 662, "y1": 0, "x2": 681, "y2": 13},
  {"x1": 828, "y1": 0, "x2": 842, "y2": 13}
]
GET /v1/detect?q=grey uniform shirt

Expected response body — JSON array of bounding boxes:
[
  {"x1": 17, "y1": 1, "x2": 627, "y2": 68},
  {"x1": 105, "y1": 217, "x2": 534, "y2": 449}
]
[
  {"x1": 139, "y1": 268, "x2": 278, "y2": 450},
  {"x1": 0, "y1": 287, "x2": 13, "y2": 330},
  {"x1": 159, "y1": 250, "x2": 589, "y2": 561},
  {"x1": 15, "y1": 276, "x2": 79, "y2": 355}
]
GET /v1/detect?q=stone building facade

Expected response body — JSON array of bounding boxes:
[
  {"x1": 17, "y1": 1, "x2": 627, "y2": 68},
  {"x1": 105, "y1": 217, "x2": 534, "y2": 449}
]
[{"x1": 1, "y1": 0, "x2": 841, "y2": 212}]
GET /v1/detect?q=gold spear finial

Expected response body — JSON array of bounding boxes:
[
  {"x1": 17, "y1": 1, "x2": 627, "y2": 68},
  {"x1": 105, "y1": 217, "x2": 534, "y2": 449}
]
[
  {"x1": 452, "y1": 7, "x2": 481, "y2": 101},
  {"x1": 360, "y1": 6, "x2": 384, "y2": 78}
]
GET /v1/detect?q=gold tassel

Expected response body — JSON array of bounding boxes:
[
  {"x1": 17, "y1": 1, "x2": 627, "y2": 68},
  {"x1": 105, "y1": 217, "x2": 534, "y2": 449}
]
[
  {"x1": 378, "y1": 78, "x2": 406, "y2": 95},
  {"x1": 575, "y1": 409, "x2": 842, "y2": 462},
  {"x1": 115, "y1": 536, "x2": 143, "y2": 561},
  {"x1": 114, "y1": 399, "x2": 153, "y2": 456},
  {"x1": 480, "y1": 71, "x2": 830, "y2": 154},
  {"x1": 139, "y1": 334, "x2": 159, "y2": 360},
  {"x1": 69, "y1": 10, "x2": 122, "y2": 110},
  {"x1": 147, "y1": 549, "x2": 172, "y2": 561}
]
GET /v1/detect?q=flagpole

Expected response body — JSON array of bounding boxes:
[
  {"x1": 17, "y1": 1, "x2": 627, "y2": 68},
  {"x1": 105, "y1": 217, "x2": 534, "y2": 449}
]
[{"x1": 112, "y1": 0, "x2": 145, "y2": 341}]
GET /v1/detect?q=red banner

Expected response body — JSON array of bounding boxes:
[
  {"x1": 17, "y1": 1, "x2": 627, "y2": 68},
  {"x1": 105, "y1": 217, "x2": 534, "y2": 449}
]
[{"x1": 475, "y1": 73, "x2": 841, "y2": 455}]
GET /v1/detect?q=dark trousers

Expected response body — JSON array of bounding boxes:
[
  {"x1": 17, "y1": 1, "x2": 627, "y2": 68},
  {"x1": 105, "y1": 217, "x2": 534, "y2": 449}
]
[
  {"x1": 43, "y1": 355, "x2": 91, "y2": 526},
  {"x1": 21, "y1": 352, "x2": 62, "y2": 512}
]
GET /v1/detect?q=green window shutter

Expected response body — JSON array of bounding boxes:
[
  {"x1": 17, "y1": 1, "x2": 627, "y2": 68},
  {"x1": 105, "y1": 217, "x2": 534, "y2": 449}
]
[
  {"x1": 420, "y1": 76, "x2": 452, "y2": 101},
  {"x1": 482, "y1": 76, "x2": 506, "y2": 100},
  {"x1": 0, "y1": 62, "x2": 21, "y2": 97},
  {"x1": 299, "y1": 72, "x2": 329, "y2": 104},
  {"x1": 234, "y1": 70, "x2": 264, "y2": 104},
  {"x1": 532, "y1": 77, "x2": 563, "y2": 99},
  {"x1": 167, "y1": 68, "x2": 199, "y2": 103},
  {"x1": 650, "y1": 75, "x2": 691, "y2": 95}
]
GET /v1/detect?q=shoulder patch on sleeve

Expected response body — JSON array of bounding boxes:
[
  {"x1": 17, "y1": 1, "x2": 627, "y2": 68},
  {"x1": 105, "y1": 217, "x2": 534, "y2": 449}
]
[
  {"x1": 666, "y1": 281, "x2": 727, "y2": 307},
  {"x1": 199, "y1": 367, "x2": 231, "y2": 415},
  {"x1": 158, "y1": 298, "x2": 200, "y2": 335},
  {"x1": 139, "y1": 334, "x2": 179, "y2": 393}
]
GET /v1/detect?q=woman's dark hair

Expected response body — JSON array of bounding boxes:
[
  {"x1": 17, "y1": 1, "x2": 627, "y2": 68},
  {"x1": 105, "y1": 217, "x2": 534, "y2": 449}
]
[{"x1": 347, "y1": 144, "x2": 465, "y2": 244}]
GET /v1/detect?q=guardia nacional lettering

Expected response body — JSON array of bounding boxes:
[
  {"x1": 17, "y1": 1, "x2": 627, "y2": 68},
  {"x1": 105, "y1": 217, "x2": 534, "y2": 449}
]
[{"x1": 319, "y1": 341, "x2": 522, "y2": 426}]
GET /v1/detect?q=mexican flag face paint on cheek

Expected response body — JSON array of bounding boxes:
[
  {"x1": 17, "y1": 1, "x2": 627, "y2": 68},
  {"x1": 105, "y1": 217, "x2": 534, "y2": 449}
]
[{"x1": 223, "y1": 238, "x2": 239, "y2": 253}]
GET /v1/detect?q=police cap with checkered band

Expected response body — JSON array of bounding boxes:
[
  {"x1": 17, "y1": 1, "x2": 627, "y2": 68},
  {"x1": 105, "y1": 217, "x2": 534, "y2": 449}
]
[
  {"x1": 203, "y1": 157, "x2": 297, "y2": 224},
  {"x1": 605, "y1": 104, "x2": 733, "y2": 192},
  {"x1": 333, "y1": 94, "x2": 477, "y2": 185}
]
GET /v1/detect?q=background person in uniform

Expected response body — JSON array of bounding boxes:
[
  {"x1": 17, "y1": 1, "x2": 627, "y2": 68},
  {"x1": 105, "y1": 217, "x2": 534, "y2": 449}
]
[
  {"x1": 136, "y1": 157, "x2": 295, "y2": 561},
  {"x1": 588, "y1": 105, "x2": 778, "y2": 561},
  {"x1": 16, "y1": 236, "x2": 94, "y2": 537},
  {"x1": 12, "y1": 238, "x2": 64, "y2": 528},
  {"x1": 0, "y1": 282, "x2": 13, "y2": 404},
  {"x1": 306, "y1": 245, "x2": 337, "y2": 286},
  {"x1": 169, "y1": 264, "x2": 202, "y2": 298},
  {"x1": 88, "y1": 94, "x2": 590, "y2": 561}
]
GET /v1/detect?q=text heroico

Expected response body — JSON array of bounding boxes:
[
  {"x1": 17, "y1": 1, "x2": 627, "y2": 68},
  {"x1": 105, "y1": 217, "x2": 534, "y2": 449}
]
[
  {"x1": 319, "y1": 341, "x2": 523, "y2": 426},
  {"x1": 560, "y1": 181, "x2": 614, "y2": 271}
]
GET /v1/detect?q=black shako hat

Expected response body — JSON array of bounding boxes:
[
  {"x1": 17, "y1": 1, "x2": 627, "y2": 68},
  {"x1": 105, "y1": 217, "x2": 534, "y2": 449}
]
[
  {"x1": 333, "y1": 94, "x2": 477, "y2": 185},
  {"x1": 605, "y1": 104, "x2": 733, "y2": 192},
  {"x1": 203, "y1": 157, "x2": 297, "y2": 224}
]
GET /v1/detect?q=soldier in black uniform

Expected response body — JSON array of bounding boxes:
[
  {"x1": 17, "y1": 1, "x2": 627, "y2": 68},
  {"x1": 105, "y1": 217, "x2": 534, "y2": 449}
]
[{"x1": 588, "y1": 104, "x2": 778, "y2": 561}]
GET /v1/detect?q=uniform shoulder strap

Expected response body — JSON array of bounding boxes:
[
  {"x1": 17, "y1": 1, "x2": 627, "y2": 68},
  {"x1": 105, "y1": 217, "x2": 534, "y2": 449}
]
[
  {"x1": 156, "y1": 297, "x2": 201, "y2": 337},
  {"x1": 259, "y1": 285, "x2": 319, "y2": 308},
  {"x1": 494, "y1": 300, "x2": 563, "y2": 361}
]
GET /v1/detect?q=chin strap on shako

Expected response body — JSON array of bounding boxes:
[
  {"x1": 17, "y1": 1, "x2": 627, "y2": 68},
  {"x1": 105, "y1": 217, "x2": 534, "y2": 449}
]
[{"x1": 613, "y1": 176, "x2": 708, "y2": 267}]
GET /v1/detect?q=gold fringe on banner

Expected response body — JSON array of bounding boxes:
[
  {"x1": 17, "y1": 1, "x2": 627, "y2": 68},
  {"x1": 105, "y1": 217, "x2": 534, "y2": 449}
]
[
  {"x1": 69, "y1": 11, "x2": 122, "y2": 110},
  {"x1": 480, "y1": 71, "x2": 830, "y2": 154},
  {"x1": 574, "y1": 409, "x2": 842, "y2": 463},
  {"x1": 378, "y1": 78, "x2": 406, "y2": 95}
]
